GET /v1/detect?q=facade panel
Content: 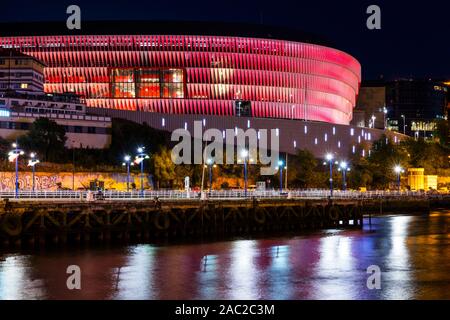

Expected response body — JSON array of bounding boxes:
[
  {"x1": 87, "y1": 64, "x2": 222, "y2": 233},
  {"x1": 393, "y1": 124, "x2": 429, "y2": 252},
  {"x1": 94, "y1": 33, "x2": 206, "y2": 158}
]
[{"x1": 0, "y1": 35, "x2": 361, "y2": 125}]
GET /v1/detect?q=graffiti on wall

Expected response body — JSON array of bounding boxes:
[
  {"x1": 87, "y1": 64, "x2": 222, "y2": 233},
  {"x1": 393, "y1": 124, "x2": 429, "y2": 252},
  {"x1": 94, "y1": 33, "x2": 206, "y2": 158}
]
[{"x1": 0, "y1": 172, "x2": 147, "y2": 191}]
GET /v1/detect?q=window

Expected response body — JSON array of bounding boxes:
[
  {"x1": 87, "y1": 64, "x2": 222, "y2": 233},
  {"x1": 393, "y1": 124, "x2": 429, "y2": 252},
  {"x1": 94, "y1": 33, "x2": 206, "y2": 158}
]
[
  {"x1": 74, "y1": 126, "x2": 82, "y2": 133},
  {"x1": 87, "y1": 127, "x2": 96, "y2": 134},
  {"x1": 111, "y1": 68, "x2": 184, "y2": 98},
  {"x1": 161, "y1": 83, "x2": 183, "y2": 98},
  {"x1": 20, "y1": 83, "x2": 28, "y2": 89},
  {"x1": 111, "y1": 69, "x2": 135, "y2": 98}
]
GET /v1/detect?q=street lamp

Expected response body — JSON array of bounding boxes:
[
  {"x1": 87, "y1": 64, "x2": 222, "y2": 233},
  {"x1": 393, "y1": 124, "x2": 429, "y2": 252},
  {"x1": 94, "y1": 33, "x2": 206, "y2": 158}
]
[
  {"x1": 394, "y1": 165, "x2": 404, "y2": 191},
  {"x1": 135, "y1": 146, "x2": 150, "y2": 196},
  {"x1": 370, "y1": 115, "x2": 376, "y2": 128},
  {"x1": 8, "y1": 142, "x2": 24, "y2": 198},
  {"x1": 206, "y1": 158, "x2": 213, "y2": 193},
  {"x1": 278, "y1": 160, "x2": 284, "y2": 193},
  {"x1": 122, "y1": 155, "x2": 132, "y2": 192},
  {"x1": 338, "y1": 161, "x2": 350, "y2": 191},
  {"x1": 383, "y1": 107, "x2": 388, "y2": 129},
  {"x1": 241, "y1": 149, "x2": 248, "y2": 197},
  {"x1": 401, "y1": 114, "x2": 406, "y2": 134},
  {"x1": 28, "y1": 152, "x2": 40, "y2": 192},
  {"x1": 325, "y1": 153, "x2": 334, "y2": 197}
]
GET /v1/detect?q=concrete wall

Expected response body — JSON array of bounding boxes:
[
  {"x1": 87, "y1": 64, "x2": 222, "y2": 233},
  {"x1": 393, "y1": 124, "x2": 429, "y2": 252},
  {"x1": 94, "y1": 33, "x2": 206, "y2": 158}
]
[
  {"x1": 0, "y1": 171, "x2": 150, "y2": 191},
  {"x1": 89, "y1": 108, "x2": 406, "y2": 159},
  {"x1": 0, "y1": 115, "x2": 111, "y2": 149}
]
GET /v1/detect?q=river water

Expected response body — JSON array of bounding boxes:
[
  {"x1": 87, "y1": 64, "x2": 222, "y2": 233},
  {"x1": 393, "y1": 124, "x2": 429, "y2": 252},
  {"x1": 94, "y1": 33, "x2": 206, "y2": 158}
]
[{"x1": 0, "y1": 210, "x2": 449, "y2": 300}]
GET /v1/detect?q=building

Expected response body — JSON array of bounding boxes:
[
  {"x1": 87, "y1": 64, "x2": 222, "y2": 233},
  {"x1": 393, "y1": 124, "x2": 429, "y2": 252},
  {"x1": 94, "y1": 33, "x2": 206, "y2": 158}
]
[
  {"x1": 0, "y1": 21, "x2": 405, "y2": 158},
  {"x1": 353, "y1": 80, "x2": 386, "y2": 129},
  {"x1": 0, "y1": 91, "x2": 111, "y2": 149},
  {"x1": 355, "y1": 79, "x2": 448, "y2": 137},
  {"x1": 407, "y1": 168, "x2": 438, "y2": 191},
  {"x1": 0, "y1": 49, "x2": 46, "y2": 93},
  {"x1": 386, "y1": 79, "x2": 448, "y2": 137}
]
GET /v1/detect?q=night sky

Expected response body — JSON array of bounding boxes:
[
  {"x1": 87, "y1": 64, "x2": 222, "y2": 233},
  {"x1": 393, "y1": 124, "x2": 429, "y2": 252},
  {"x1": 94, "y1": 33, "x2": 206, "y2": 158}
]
[{"x1": 1, "y1": 0, "x2": 449, "y2": 81}]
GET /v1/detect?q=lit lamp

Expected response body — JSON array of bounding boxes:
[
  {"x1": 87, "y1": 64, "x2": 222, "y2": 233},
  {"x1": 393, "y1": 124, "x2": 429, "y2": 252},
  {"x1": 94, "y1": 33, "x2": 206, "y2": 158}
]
[
  {"x1": 28, "y1": 152, "x2": 40, "y2": 192},
  {"x1": 325, "y1": 153, "x2": 334, "y2": 197},
  {"x1": 338, "y1": 161, "x2": 350, "y2": 191},
  {"x1": 401, "y1": 115, "x2": 406, "y2": 135},
  {"x1": 394, "y1": 165, "x2": 404, "y2": 191},
  {"x1": 206, "y1": 158, "x2": 213, "y2": 193},
  {"x1": 241, "y1": 149, "x2": 249, "y2": 197},
  {"x1": 371, "y1": 115, "x2": 376, "y2": 128},
  {"x1": 122, "y1": 155, "x2": 133, "y2": 192},
  {"x1": 278, "y1": 160, "x2": 284, "y2": 193},
  {"x1": 8, "y1": 143, "x2": 25, "y2": 198},
  {"x1": 135, "y1": 147, "x2": 150, "y2": 196}
]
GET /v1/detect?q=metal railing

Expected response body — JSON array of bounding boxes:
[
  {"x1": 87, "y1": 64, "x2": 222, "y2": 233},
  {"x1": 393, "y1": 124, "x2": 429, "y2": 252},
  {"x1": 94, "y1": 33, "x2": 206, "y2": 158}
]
[{"x1": 0, "y1": 189, "x2": 447, "y2": 201}]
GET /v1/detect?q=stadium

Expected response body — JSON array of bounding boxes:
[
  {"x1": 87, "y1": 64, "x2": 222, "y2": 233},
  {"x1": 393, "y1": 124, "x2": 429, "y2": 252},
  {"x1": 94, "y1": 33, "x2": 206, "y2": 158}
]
[{"x1": 0, "y1": 21, "x2": 403, "y2": 157}]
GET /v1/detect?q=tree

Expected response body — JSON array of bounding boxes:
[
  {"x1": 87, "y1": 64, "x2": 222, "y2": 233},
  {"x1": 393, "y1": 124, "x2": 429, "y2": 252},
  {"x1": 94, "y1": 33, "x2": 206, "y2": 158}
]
[
  {"x1": 348, "y1": 145, "x2": 373, "y2": 189},
  {"x1": 107, "y1": 119, "x2": 170, "y2": 163},
  {"x1": 367, "y1": 135, "x2": 408, "y2": 189},
  {"x1": 402, "y1": 137, "x2": 450, "y2": 174},
  {"x1": 288, "y1": 149, "x2": 320, "y2": 188},
  {"x1": 18, "y1": 118, "x2": 66, "y2": 162},
  {"x1": 433, "y1": 119, "x2": 449, "y2": 148},
  {"x1": 151, "y1": 146, "x2": 177, "y2": 188}
]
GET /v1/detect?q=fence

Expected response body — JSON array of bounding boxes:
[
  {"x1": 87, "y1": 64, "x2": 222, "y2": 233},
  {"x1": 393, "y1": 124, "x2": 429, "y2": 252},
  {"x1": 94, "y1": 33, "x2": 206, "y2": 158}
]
[{"x1": 0, "y1": 189, "x2": 446, "y2": 201}]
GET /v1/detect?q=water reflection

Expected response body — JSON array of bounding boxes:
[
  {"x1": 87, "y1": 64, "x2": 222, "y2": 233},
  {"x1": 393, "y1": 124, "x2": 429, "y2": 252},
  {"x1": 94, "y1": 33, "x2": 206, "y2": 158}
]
[{"x1": 0, "y1": 211, "x2": 449, "y2": 300}]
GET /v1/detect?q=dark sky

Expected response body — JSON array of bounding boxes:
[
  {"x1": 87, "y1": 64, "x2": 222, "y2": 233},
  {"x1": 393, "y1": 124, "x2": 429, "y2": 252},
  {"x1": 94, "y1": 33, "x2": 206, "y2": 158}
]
[{"x1": 1, "y1": 0, "x2": 449, "y2": 80}]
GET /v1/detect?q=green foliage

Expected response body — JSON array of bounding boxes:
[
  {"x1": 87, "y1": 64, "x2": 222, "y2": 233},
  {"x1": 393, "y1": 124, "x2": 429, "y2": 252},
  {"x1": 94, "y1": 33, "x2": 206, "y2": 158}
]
[
  {"x1": 288, "y1": 149, "x2": 321, "y2": 188},
  {"x1": 106, "y1": 119, "x2": 170, "y2": 163},
  {"x1": 151, "y1": 146, "x2": 177, "y2": 188},
  {"x1": 18, "y1": 118, "x2": 66, "y2": 162},
  {"x1": 402, "y1": 138, "x2": 449, "y2": 174},
  {"x1": 362, "y1": 135, "x2": 408, "y2": 189},
  {"x1": 433, "y1": 119, "x2": 449, "y2": 148}
]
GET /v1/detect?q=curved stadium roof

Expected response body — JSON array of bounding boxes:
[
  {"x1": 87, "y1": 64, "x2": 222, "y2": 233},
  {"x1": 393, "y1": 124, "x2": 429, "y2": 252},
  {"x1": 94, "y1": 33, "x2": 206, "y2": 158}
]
[{"x1": 0, "y1": 20, "x2": 331, "y2": 46}]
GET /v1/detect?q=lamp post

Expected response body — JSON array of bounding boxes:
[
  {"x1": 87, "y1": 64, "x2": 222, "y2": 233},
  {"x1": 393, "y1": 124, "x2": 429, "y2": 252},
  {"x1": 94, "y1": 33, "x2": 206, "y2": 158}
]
[
  {"x1": 28, "y1": 152, "x2": 40, "y2": 192},
  {"x1": 338, "y1": 161, "x2": 350, "y2": 191},
  {"x1": 401, "y1": 114, "x2": 406, "y2": 135},
  {"x1": 122, "y1": 155, "x2": 132, "y2": 192},
  {"x1": 135, "y1": 147, "x2": 150, "y2": 196},
  {"x1": 206, "y1": 158, "x2": 213, "y2": 193},
  {"x1": 325, "y1": 153, "x2": 334, "y2": 197},
  {"x1": 241, "y1": 149, "x2": 248, "y2": 197},
  {"x1": 383, "y1": 107, "x2": 388, "y2": 129},
  {"x1": 394, "y1": 165, "x2": 404, "y2": 191},
  {"x1": 8, "y1": 143, "x2": 24, "y2": 198},
  {"x1": 370, "y1": 115, "x2": 376, "y2": 128},
  {"x1": 278, "y1": 160, "x2": 284, "y2": 193}
]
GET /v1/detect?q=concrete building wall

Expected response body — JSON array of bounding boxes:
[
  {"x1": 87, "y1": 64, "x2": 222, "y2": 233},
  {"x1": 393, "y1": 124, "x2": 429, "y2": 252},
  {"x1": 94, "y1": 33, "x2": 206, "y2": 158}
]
[
  {"x1": 0, "y1": 171, "x2": 146, "y2": 191},
  {"x1": 0, "y1": 115, "x2": 111, "y2": 149},
  {"x1": 89, "y1": 108, "x2": 406, "y2": 160}
]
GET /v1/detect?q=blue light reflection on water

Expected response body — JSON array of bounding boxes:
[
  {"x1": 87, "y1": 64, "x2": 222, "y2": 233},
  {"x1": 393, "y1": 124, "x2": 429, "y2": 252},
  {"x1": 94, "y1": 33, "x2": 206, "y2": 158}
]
[{"x1": 0, "y1": 211, "x2": 449, "y2": 300}]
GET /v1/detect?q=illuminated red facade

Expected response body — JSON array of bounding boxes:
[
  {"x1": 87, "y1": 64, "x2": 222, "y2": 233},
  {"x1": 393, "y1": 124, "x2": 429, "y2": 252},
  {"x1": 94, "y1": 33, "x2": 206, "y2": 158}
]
[{"x1": 0, "y1": 35, "x2": 361, "y2": 124}]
